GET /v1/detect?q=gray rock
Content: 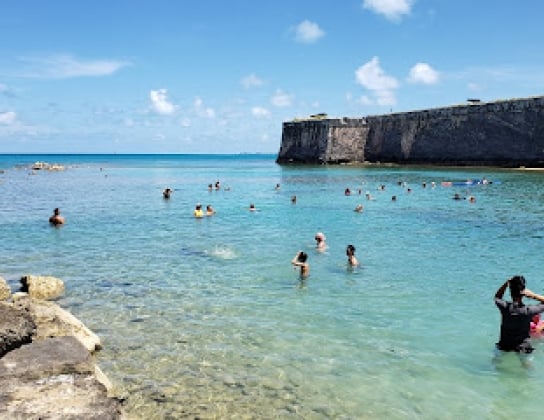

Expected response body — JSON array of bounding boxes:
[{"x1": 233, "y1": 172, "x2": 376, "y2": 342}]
[
  {"x1": 0, "y1": 302, "x2": 36, "y2": 358},
  {"x1": 0, "y1": 276, "x2": 10, "y2": 301},
  {"x1": 0, "y1": 337, "x2": 122, "y2": 419},
  {"x1": 20, "y1": 275, "x2": 65, "y2": 300},
  {"x1": 13, "y1": 297, "x2": 102, "y2": 353}
]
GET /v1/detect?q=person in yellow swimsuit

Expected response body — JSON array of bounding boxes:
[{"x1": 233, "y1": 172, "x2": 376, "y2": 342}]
[{"x1": 194, "y1": 203, "x2": 204, "y2": 218}]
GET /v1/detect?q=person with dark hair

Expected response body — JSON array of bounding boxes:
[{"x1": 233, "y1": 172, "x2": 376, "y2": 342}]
[
  {"x1": 49, "y1": 208, "x2": 65, "y2": 226},
  {"x1": 494, "y1": 275, "x2": 544, "y2": 358},
  {"x1": 346, "y1": 244, "x2": 359, "y2": 267},
  {"x1": 291, "y1": 251, "x2": 309, "y2": 279}
]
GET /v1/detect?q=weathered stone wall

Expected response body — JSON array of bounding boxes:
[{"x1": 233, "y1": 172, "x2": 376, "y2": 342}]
[{"x1": 276, "y1": 96, "x2": 544, "y2": 166}]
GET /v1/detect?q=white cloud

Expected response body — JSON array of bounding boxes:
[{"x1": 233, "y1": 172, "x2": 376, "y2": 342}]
[
  {"x1": 252, "y1": 106, "x2": 271, "y2": 118},
  {"x1": 194, "y1": 97, "x2": 215, "y2": 118},
  {"x1": 150, "y1": 89, "x2": 176, "y2": 115},
  {"x1": 362, "y1": 0, "x2": 414, "y2": 21},
  {"x1": 408, "y1": 62, "x2": 440, "y2": 84},
  {"x1": 241, "y1": 74, "x2": 264, "y2": 89},
  {"x1": 18, "y1": 54, "x2": 130, "y2": 78},
  {"x1": 355, "y1": 57, "x2": 399, "y2": 106},
  {"x1": 294, "y1": 20, "x2": 325, "y2": 44},
  {"x1": 270, "y1": 89, "x2": 293, "y2": 107},
  {"x1": 0, "y1": 111, "x2": 17, "y2": 125}
]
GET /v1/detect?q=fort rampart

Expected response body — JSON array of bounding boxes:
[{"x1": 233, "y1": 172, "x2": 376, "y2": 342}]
[{"x1": 276, "y1": 96, "x2": 544, "y2": 167}]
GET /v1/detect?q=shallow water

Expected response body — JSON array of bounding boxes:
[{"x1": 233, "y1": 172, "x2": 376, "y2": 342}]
[{"x1": 1, "y1": 154, "x2": 544, "y2": 418}]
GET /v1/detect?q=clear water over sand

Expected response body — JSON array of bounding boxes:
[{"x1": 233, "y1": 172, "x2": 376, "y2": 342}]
[{"x1": 2, "y1": 154, "x2": 544, "y2": 418}]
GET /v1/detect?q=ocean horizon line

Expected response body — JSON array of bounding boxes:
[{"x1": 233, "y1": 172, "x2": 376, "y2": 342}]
[{"x1": 0, "y1": 152, "x2": 277, "y2": 156}]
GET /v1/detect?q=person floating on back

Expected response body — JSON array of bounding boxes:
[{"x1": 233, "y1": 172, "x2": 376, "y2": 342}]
[
  {"x1": 49, "y1": 208, "x2": 65, "y2": 226},
  {"x1": 494, "y1": 275, "x2": 544, "y2": 360}
]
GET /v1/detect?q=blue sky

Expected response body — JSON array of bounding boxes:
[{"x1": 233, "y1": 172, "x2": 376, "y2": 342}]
[{"x1": 0, "y1": 0, "x2": 543, "y2": 154}]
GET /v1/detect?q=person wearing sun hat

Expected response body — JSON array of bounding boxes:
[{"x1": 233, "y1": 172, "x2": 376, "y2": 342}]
[{"x1": 314, "y1": 232, "x2": 327, "y2": 252}]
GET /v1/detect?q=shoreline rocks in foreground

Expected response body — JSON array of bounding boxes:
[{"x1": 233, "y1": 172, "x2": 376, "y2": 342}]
[{"x1": 0, "y1": 275, "x2": 125, "y2": 419}]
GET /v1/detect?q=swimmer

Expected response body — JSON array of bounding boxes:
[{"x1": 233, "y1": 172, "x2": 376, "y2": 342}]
[
  {"x1": 215, "y1": 180, "x2": 221, "y2": 190},
  {"x1": 194, "y1": 203, "x2": 204, "y2": 218},
  {"x1": 346, "y1": 244, "x2": 359, "y2": 267},
  {"x1": 291, "y1": 251, "x2": 309, "y2": 278},
  {"x1": 314, "y1": 232, "x2": 327, "y2": 251},
  {"x1": 163, "y1": 188, "x2": 172, "y2": 199},
  {"x1": 291, "y1": 195, "x2": 297, "y2": 204},
  {"x1": 249, "y1": 203, "x2": 257, "y2": 211},
  {"x1": 354, "y1": 204, "x2": 364, "y2": 213},
  {"x1": 344, "y1": 188, "x2": 351, "y2": 196},
  {"x1": 206, "y1": 204, "x2": 216, "y2": 216},
  {"x1": 391, "y1": 195, "x2": 397, "y2": 201},
  {"x1": 49, "y1": 207, "x2": 65, "y2": 226},
  {"x1": 468, "y1": 195, "x2": 476, "y2": 203},
  {"x1": 275, "y1": 183, "x2": 281, "y2": 191}
]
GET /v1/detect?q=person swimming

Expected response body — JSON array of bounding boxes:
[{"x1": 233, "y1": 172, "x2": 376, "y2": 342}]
[{"x1": 163, "y1": 188, "x2": 172, "y2": 199}]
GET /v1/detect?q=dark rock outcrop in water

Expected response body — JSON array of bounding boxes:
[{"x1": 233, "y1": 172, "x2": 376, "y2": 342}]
[{"x1": 277, "y1": 96, "x2": 544, "y2": 167}]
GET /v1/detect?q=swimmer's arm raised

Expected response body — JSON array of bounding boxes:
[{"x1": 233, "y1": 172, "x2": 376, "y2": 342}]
[
  {"x1": 495, "y1": 280, "x2": 509, "y2": 300},
  {"x1": 522, "y1": 289, "x2": 544, "y2": 304},
  {"x1": 291, "y1": 252, "x2": 303, "y2": 267}
]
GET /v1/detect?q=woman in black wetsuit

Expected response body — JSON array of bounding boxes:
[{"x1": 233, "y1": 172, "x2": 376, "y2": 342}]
[{"x1": 494, "y1": 275, "x2": 544, "y2": 357}]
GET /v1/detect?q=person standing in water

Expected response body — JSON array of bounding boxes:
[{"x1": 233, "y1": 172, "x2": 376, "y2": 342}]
[
  {"x1": 346, "y1": 244, "x2": 359, "y2": 267},
  {"x1": 494, "y1": 275, "x2": 544, "y2": 359},
  {"x1": 49, "y1": 208, "x2": 65, "y2": 226},
  {"x1": 291, "y1": 251, "x2": 309, "y2": 278},
  {"x1": 314, "y1": 232, "x2": 327, "y2": 252}
]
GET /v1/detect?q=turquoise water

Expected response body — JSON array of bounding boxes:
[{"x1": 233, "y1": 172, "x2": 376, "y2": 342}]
[{"x1": 1, "y1": 154, "x2": 544, "y2": 418}]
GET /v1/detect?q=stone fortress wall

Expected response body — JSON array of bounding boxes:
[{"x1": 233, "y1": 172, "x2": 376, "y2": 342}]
[{"x1": 276, "y1": 96, "x2": 544, "y2": 167}]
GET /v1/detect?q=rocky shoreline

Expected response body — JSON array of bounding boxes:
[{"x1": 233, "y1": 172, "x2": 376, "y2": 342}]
[{"x1": 0, "y1": 274, "x2": 125, "y2": 419}]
